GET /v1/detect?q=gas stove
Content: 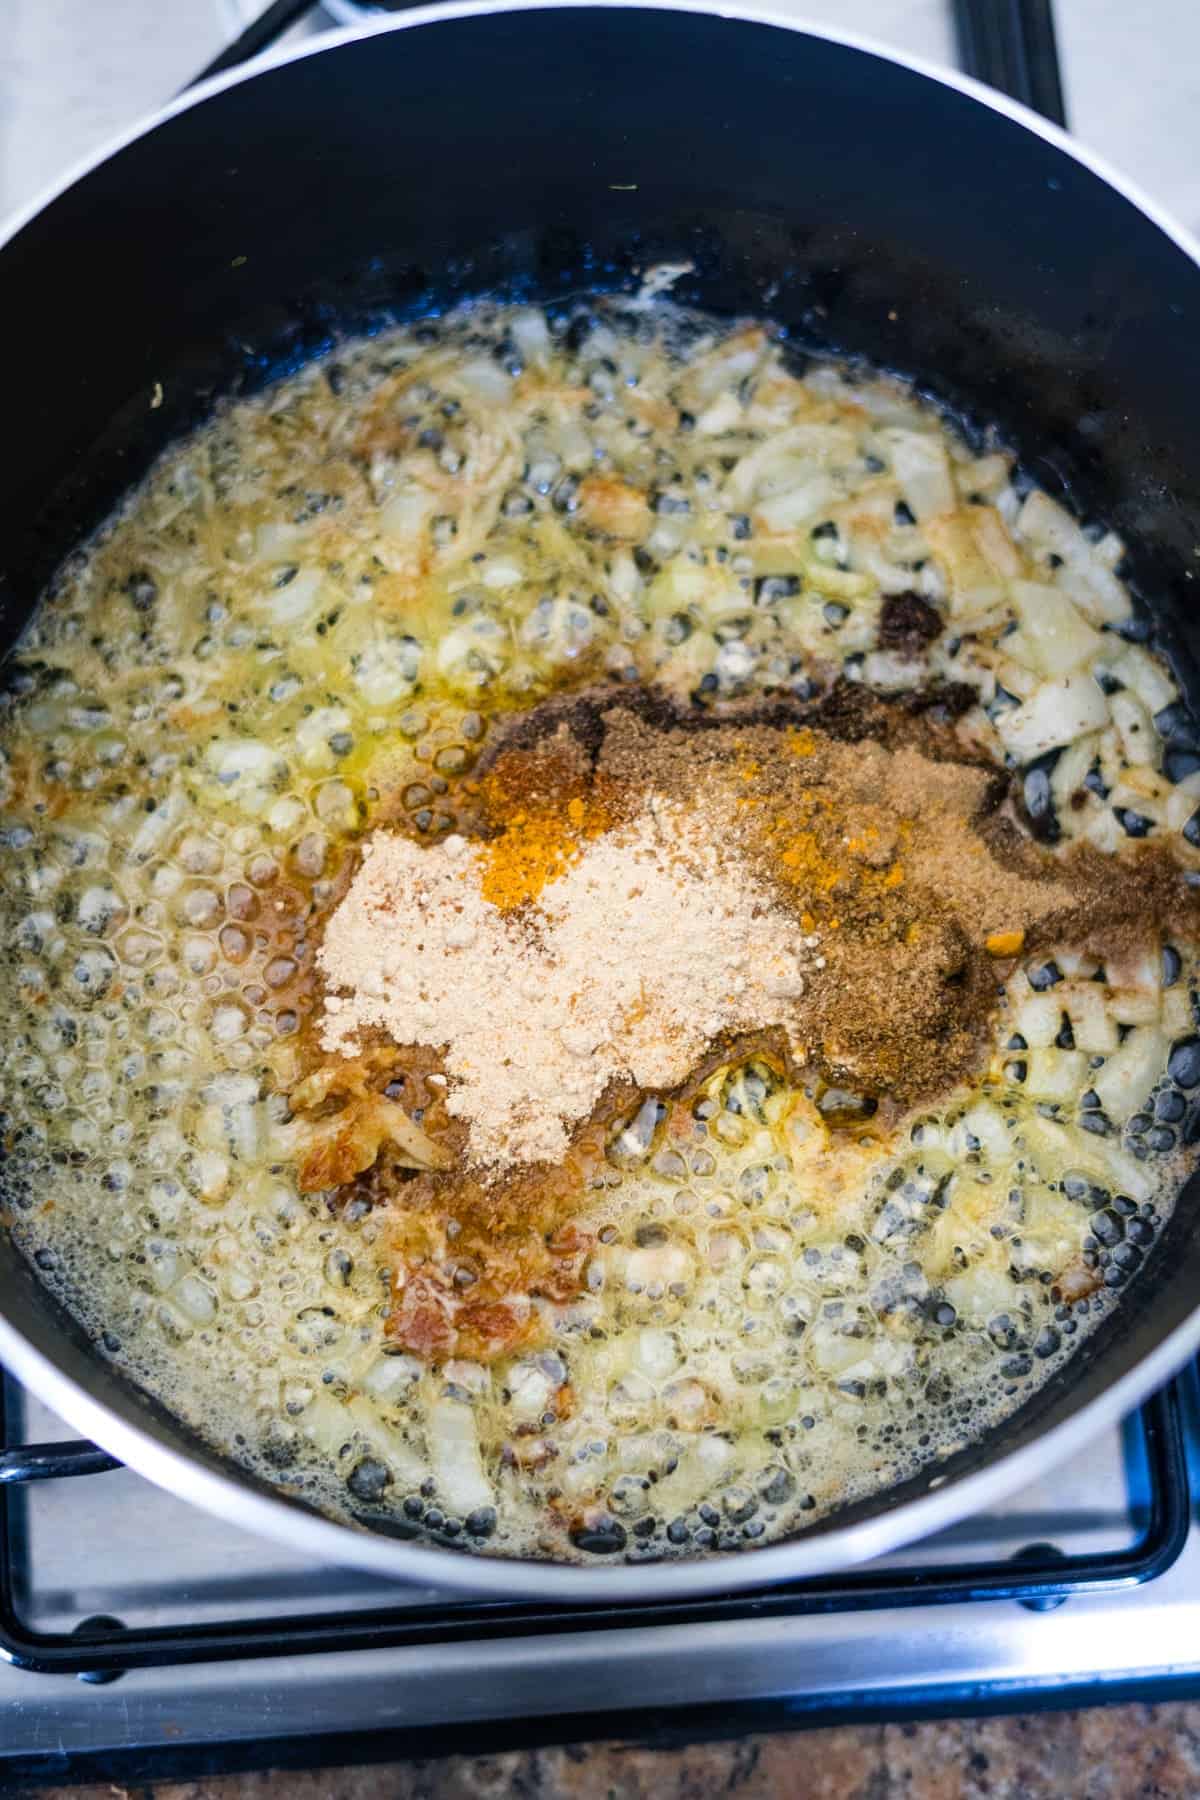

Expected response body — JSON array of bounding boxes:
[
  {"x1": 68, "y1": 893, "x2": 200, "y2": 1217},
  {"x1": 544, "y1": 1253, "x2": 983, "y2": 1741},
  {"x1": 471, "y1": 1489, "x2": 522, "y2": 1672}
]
[
  {"x1": 3, "y1": 1371, "x2": 1200, "y2": 1787},
  {"x1": 4, "y1": 0, "x2": 1200, "y2": 1788}
]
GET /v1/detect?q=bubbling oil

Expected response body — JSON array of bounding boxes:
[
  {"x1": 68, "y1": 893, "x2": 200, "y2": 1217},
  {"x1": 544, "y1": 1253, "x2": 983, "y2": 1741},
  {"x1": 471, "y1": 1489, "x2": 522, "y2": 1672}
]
[{"x1": 0, "y1": 297, "x2": 1197, "y2": 1564}]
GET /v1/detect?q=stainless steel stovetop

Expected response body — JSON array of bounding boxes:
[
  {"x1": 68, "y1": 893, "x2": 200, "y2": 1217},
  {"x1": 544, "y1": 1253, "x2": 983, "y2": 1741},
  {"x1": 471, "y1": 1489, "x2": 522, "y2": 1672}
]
[
  {"x1": 4, "y1": 1373, "x2": 1200, "y2": 1786},
  {"x1": 4, "y1": 0, "x2": 1200, "y2": 1787}
]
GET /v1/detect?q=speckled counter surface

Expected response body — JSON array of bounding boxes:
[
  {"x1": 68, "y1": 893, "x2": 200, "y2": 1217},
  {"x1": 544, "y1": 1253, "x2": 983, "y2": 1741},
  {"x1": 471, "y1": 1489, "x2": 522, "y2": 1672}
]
[{"x1": 22, "y1": 1706, "x2": 1200, "y2": 1799}]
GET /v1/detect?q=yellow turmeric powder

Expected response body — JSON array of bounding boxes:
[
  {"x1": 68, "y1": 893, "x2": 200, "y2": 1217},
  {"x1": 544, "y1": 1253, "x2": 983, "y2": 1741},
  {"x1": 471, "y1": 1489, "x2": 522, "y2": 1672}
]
[
  {"x1": 763, "y1": 794, "x2": 906, "y2": 914},
  {"x1": 478, "y1": 790, "x2": 610, "y2": 910}
]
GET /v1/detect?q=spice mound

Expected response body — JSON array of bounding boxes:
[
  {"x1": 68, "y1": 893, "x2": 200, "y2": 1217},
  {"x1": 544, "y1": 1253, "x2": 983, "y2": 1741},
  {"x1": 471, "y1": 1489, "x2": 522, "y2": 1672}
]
[
  {"x1": 319, "y1": 798, "x2": 813, "y2": 1172},
  {"x1": 305, "y1": 690, "x2": 1198, "y2": 1364},
  {"x1": 315, "y1": 691, "x2": 1195, "y2": 1185}
]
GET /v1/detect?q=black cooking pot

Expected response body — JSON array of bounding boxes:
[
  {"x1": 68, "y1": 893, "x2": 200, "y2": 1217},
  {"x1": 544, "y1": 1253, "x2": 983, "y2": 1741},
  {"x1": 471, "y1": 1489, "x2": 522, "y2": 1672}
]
[{"x1": 1, "y1": 5, "x2": 1199, "y2": 1599}]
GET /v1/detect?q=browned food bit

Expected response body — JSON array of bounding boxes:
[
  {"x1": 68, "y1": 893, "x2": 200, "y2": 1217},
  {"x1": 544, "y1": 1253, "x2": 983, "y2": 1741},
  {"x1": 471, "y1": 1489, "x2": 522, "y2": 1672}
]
[
  {"x1": 290, "y1": 1053, "x2": 452, "y2": 1190},
  {"x1": 1055, "y1": 1258, "x2": 1104, "y2": 1304},
  {"x1": 878, "y1": 589, "x2": 944, "y2": 655},
  {"x1": 380, "y1": 1128, "x2": 608, "y2": 1362},
  {"x1": 576, "y1": 474, "x2": 652, "y2": 539}
]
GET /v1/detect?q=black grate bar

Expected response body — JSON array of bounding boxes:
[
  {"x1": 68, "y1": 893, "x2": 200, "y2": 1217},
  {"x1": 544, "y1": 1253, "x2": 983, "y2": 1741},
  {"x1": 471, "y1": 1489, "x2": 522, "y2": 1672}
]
[
  {"x1": 184, "y1": 0, "x2": 442, "y2": 91},
  {"x1": 953, "y1": 0, "x2": 1068, "y2": 127},
  {"x1": 0, "y1": 1385, "x2": 1186, "y2": 1677},
  {"x1": 0, "y1": 1441, "x2": 121, "y2": 1485},
  {"x1": 186, "y1": 0, "x2": 316, "y2": 89},
  {"x1": 194, "y1": 0, "x2": 1071, "y2": 125}
]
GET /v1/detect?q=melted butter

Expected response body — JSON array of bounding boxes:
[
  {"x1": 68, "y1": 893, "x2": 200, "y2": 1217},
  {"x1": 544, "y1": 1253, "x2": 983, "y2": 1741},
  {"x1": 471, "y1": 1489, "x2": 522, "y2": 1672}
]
[{"x1": 0, "y1": 298, "x2": 1196, "y2": 1564}]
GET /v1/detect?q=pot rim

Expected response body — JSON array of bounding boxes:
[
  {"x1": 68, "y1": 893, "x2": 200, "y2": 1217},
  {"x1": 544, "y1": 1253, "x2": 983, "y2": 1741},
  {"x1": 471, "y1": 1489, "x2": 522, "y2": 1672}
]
[{"x1": 2, "y1": 0, "x2": 1200, "y2": 1602}]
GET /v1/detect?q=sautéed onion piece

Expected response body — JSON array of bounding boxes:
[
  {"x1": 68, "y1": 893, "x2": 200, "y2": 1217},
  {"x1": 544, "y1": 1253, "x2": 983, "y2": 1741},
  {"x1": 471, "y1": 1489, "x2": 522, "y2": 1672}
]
[{"x1": 0, "y1": 296, "x2": 1197, "y2": 1564}]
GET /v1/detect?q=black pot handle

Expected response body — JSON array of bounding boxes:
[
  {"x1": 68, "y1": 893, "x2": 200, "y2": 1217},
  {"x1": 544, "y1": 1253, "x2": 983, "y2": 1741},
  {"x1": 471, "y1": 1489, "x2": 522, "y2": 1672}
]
[{"x1": 953, "y1": 0, "x2": 1068, "y2": 127}]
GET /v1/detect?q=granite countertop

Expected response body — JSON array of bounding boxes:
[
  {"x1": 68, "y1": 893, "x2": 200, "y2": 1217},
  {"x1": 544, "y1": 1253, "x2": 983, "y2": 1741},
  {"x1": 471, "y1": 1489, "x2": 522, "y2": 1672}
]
[{"x1": 21, "y1": 1703, "x2": 1200, "y2": 1797}]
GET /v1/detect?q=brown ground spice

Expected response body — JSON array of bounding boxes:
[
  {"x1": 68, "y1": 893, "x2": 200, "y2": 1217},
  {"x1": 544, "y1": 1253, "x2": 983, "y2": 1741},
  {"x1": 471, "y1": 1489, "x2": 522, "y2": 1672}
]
[
  {"x1": 492, "y1": 686, "x2": 1198, "y2": 1093},
  {"x1": 300, "y1": 683, "x2": 1200, "y2": 1363}
]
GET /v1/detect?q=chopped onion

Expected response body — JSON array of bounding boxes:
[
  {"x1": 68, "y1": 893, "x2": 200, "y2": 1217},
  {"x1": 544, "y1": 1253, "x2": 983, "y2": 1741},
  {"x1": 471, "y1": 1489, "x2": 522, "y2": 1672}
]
[
  {"x1": 1109, "y1": 780, "x2": 1168, "y2": 827},
  {"x1": 254, "y1": 520, "x2": 310, "y2": 558},
  {"x1": 506, "y1": 1361, "x2": 556, "y2": 1422},
  {"x1": 725, "y1": 424, "x2": 856, "y2": 505},
  {"x1": 1162, "y1": 987, "x2": 1196, "y2": 1035},
  {"x1": 1050, "y1": 733, "x2": 1100, "y2": 815},
  {"x1": 1107, "y1": 643, "x2": 1178, "y2": 716},
  {"x1": 994, "y1": 673, "x2": 1110, "y2": 761},
  {"x1": 971, "y1": 506, "x2": 1023, "y2": 579},
  {"x1": 1055, "y1": 949, "x2": 1101, "y2": 979},
  {"x1": 1054, "y1": 560, "x2": 1131, "y2": 627},
  {"x1": 1055, "y1": 981, "x2": 1119, "y2": 1054},
  {"x1": 206, "y1": 738, "x2": 286, "y2": 785},
  {"x1": 454, "y1": 358, "x2": 514, "y2": 405},
  {"x1": 1167, "y1": 772, "x2": 1200, "y2": 831},
  {"x1": 295, "y1": 706, "x2": 351, "y2": 769},
  {"x1": 961, "y1": 453, "x2": 1011, "y2": 499},
  {"x1": 987, "y1": 653, "x2": 1039, "y2": 701},
  {"x1": 922, "y1": 512, "x2": 1005, "y2": 615},
  {"x1": 1091, "y1": 1028, "x2": 1166, "y2": 1122},
  {"x1": 1103, "y1": 942, "x2": 1162, "y2": 993},
  {"x1": 802, "y1": 561, "x2": 874, "y2": 600},
  {"x1": 510, "y1": 309, "x2": 551, "y2": 366},
  {"x1": 944, "y1": 1262, "x2": 1014, "y2": 1326},
  {"x1": 1017, "y1": 1187, "x2": 1090, "y2": 1277},
  {"x1": 255, "y1": 564, "x2": 323, "y2": 627},
  {"x1": 1091, "y1": 530, "x2": 1125, "y2": 570},
  {"x1": 352, "y1": 636, "x2": 421, "y2": 707},
  {"x1": 650, "y1": 1434, "x2": 734, "y2": 1517},
  {"x1": 1016, "y1": 491, "x2": 1130, "y2": 624},
  {"x1": 1084, "y1": 806, "x2": 1125, "y2": 854},
  {"x1": 634, "y1": 1328, "x2": 680, "y2": 1380},
  {"x1": 876, "y1": 428, "x2": 956, "y2": 519},
  {"x1": 1106, "y1": 986, "x2": 1162, "y2": 1027},
  {"x1": 1013, "y1": 990, "x2": 1064, "y2": 1049},
  {"x1": 608, "y1": 548, "x2": 640, "y2": 605},
  {"x1": 695, "y1": 392, "x2": 742, "y2": 436},
  {"x1": 1021, "y1": 1048, "x2": 1088, "y2": 1102},
  {"x1": 426, "y1": 1396, "x2": 494, "y2": 1515},
  {"x1": 755, "y1": 474, "x2": 839, "y2": 533},
  {"x1": 379, "y1": 487, "x2": 435, "y2": 542},
  {"x1": 363, "y1": 1354, "x2": 422, "y2": 1402},
  {"x1": 956, "y1": 1101, "x2": 1012, "y2": 1159},
  {"x1": 1006, "y1": 580, "x2": 1104, "y2": 676},
  {"x1": 862, "y1": 649, "x2": 924, "y2": 692}
]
